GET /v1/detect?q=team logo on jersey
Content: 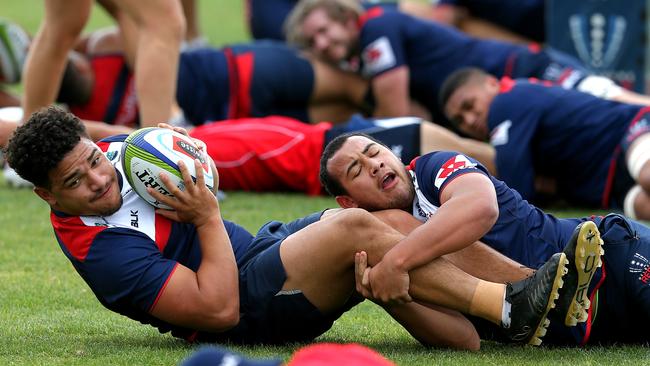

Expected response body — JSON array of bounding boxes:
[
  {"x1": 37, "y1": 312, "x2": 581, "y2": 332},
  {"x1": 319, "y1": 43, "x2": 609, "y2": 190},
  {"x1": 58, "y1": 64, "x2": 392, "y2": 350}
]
[
  {"x1": 569, "y1": 13, "x2": 626, "y2": 69},
  {"x1": 490, "y1": 120, "x2": 511, "y2": 146},
  {"x1": 362, "y1": 37, "x2": 396, "y2": 77},
  {"x1": 629, "y1": 252, "x2": 650, "y2": 284},
  {"x1": 105, "y1": 150, "x2": 118, "y2": 162},
  {"x1": 434, "y1": 155, "x2": 476, "y2": 189}
]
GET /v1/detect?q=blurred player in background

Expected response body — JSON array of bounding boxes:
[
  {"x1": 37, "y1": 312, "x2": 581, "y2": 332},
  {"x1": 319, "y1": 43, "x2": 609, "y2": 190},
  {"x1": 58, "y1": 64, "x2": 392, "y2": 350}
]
[{"x1": 440, "y1": 67, "x2": 650, "y2": 220}]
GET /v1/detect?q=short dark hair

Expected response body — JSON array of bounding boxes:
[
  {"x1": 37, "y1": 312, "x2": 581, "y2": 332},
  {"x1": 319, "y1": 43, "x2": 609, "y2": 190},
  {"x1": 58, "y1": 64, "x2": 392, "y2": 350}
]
[
  {"x1": 5, "y1": 106, "x2": 89, "y2": 188},
  {"x1": 319, "y1": 132, "x2": 388, "y2": 196},
  {"x1": 438, "y1": 67, "x2": 488, "y2": 112}
]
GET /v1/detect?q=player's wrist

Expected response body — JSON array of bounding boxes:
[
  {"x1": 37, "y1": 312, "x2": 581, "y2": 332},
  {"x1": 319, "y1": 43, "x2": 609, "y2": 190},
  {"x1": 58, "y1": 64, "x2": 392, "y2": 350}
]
[{"x1": 193, "y1": 212, "x2": 223, "y2": 229}]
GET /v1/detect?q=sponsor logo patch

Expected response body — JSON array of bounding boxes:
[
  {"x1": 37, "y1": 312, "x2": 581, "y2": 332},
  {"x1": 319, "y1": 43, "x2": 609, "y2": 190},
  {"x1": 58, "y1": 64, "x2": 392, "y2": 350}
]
[
  {"x1": 434, "y1": 155, "x2": 476, "y2": 189},
  {"x1": 362, "y1": 37, "x2": 396, "y2": 76}
]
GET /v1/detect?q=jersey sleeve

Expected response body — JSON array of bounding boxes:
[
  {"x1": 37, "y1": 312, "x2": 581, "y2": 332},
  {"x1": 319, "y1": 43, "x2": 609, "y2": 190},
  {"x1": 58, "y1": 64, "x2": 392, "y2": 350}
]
[
  {"x1": 78, "y1": 228, "x2": 178, "y2": 312},
  {"x1": 360, "y1": 12, "x2": 407, "y2": 78},
  {"x1": 415, "y1": 151, "x2": 490, "y2": 205}
]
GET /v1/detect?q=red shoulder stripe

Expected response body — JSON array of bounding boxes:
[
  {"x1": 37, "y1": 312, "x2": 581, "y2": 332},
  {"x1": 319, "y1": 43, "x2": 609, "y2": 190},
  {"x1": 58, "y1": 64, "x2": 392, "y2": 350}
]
[
  {"x1": 154, "y1": 214, "x2": 172, "y2": 252},
  {"x1": 358, "y1": 7, "x2": 384, "y2": 29},
  {"x1": 51, "y1": 212, "x2": 107, "y2": 261}
]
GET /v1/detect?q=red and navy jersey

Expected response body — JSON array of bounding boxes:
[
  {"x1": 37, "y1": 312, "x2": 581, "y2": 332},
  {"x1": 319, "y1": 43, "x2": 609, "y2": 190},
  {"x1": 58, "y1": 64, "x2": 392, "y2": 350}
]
[
  {"x1": 189, "y1": 116, "x2": 331, "y2": 195},
  {"x1": 408, "y1": 151, "x2": 579, "y2": 268},
  {"x1": 438, "y1": 0, "x2": 545, "y2": 42},
  {"x1": 51, "y1": 135, "x2": 253, "y2": 341},
  {"x1": 358, "y1": 8, "x2": 522, "y2": 117},
  {"x1": 488, "y1": 78, "x2": 642, "y2": 207},
  {"x1": 69, "y1": 54, "x2": 139, "y2": 127},
  {"x1": 176, "y1": 42, "x2": 314, "y2": 125}
]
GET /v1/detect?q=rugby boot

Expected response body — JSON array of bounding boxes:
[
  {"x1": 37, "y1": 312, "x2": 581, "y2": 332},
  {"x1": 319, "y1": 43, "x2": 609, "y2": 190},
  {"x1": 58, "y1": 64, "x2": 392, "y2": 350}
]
[
  {"x1": 503, "y1": 252, "x2": 568, "y2": 346},
  {"x1": 553, "y1": 221, "x2": 604, "y2": 326}
]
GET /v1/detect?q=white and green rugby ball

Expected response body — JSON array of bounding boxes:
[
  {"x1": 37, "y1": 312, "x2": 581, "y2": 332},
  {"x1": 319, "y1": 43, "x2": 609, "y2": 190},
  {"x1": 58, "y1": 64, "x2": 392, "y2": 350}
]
[{"x1": 121, "y1": 127, "x2": 215, "y2": 209}]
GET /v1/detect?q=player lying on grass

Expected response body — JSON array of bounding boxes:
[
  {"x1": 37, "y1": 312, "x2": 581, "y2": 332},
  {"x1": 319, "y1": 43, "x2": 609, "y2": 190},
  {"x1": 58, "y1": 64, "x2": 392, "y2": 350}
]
[
  {"x1": 0, "y1": 111, "x2": 495, "y2": 193},
  {"x1": 5, "y1": 107, "x2": 585, "y2": 348},
  {"x1": 440, "y1": 67, "x2": 650, "y2": 221},
  {"x1": 320, "y1": 132, "x2": 650, "y2": 345}
]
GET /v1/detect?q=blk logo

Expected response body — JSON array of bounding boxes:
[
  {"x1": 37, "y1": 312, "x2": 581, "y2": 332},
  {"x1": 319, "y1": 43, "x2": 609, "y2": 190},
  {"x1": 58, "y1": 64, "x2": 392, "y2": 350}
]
[{"x1": 130, "y1": 210, "x2": 139, "y2": 228}]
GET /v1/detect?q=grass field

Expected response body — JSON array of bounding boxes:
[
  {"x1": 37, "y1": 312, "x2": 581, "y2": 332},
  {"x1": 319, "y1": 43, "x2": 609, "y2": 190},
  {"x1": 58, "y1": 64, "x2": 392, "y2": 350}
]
[{"x1": 2, "y1": 1, "x2": 650, "y2": 365}]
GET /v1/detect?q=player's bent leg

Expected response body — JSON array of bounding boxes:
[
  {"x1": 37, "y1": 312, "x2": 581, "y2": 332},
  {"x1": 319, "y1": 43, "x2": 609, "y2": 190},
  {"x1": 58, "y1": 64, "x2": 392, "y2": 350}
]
[
  {"x1": 22, "y1": 0, "x2": 92, "y2": 120},
  {"x1": 552, "y1": 221, "x2": 604, "y2": 327},
  {"x1": 279, "y1": 208, "x2": 405, "y2": 313},
  {"x1": 383, "y1": 302, "x2": 481, "y2": 350},
  {"x1": 407, "y1": 247, "x2": 569, "y2": 345},
  {"x1": 113, "y1": 0, "x2": 186, "y2": 126}
]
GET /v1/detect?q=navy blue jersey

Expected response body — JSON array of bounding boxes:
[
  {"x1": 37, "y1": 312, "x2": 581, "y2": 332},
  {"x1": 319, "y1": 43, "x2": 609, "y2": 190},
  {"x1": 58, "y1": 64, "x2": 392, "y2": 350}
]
[
  {"x1": 408, "y1": 151, "x2": 579, "y2": 268},
  {"x1": 52, "y1": 135, "x2": 254, "y2": 341},
  {"x1": 176, "y1": 42, "x2": 314, "y2": 125},
  {"x1": 357, "y1": 8, "x2": 593, "y2": 120},
  {"x1": 359, "y1": 9, "x2": 522, "y2": 117},
  {"x1": 488, "y1": 78, "x2": 642, "y2": 207},
  {"x1": 439, "y1": 0, "x2": 545, "y2": 42}
]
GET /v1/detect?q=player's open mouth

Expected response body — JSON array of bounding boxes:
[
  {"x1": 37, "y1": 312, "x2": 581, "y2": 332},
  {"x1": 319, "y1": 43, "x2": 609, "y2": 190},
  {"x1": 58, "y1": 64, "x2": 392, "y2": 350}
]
[{"x1": 381, "y1": 172, "x2": 397, "y2": 190}]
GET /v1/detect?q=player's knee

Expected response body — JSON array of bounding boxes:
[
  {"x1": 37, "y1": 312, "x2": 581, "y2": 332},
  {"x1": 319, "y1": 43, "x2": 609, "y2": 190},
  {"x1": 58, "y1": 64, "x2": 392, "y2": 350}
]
[
  {"x1": 334, "y1": 208, "x2": 388, "y2": 237},
  {"x1": 134, "y1": 1, "x2": 186, "y2": 42}
]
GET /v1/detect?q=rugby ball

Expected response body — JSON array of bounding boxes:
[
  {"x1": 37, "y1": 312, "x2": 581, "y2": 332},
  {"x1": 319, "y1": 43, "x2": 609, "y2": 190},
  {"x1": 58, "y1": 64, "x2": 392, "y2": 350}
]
[{"x1": 121, "y1": 127, "x2": 215, "y2": 209}]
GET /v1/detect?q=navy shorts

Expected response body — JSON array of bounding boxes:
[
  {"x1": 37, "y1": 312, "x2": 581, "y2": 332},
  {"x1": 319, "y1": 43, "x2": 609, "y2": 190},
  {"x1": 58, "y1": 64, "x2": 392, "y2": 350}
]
[
  {"x1": 177, "y1": 48, "x2": 231, "y2": 125},
  {"x1": 544, "y1": 214, "x2": 650, "y2": 345},
  {"x1": 246, "y1": 43, "x2": 314, "y2": 122},
  {"x1": 201, "y1": 211, "x2": 362, "y2": 344}
]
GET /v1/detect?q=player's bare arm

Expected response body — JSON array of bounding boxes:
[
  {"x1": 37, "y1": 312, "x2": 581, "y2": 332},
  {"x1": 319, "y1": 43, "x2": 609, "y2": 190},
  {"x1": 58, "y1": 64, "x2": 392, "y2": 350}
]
[
  {"x1": 148, "y1": 159, "x2": 239, "y2": 332},
  {"x1": 371, "y1": 66, "x2": 411, "y2": 118}
]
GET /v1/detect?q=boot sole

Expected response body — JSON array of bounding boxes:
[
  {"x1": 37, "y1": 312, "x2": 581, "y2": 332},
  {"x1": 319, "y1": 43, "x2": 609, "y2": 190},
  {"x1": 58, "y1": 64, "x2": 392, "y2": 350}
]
[{"x1": 564, "y1": 221, "x2": 604, "y2": 326}]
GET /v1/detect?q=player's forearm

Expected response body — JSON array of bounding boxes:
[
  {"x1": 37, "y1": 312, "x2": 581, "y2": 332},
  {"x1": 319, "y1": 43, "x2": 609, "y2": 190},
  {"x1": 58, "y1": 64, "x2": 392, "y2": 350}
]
[
  {"x1": 386, "y1": 194, "x2": 497, "y2": 271},
  {"x1": 194, "y1": 216, "x2": 239, "y2": 324}
]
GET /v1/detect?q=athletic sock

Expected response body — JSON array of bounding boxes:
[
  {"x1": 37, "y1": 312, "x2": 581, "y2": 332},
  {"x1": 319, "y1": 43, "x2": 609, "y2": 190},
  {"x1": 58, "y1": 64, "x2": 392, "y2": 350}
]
[{"x1": 468, "y1": 280, "x2": 506, "y2": 325}]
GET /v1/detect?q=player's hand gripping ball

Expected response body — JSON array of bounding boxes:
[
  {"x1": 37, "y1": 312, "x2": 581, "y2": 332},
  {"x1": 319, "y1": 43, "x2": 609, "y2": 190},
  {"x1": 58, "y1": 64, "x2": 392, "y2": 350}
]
[{"x1": 121, "y1": 127, "x2": 215, "y2": 209}]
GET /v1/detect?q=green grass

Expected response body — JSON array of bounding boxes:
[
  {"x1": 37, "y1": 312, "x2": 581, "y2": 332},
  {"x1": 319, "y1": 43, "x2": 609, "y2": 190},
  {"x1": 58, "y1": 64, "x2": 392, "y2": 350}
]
[{"x1": 2, "y1": 1, "x2": 650, "y2": 365}]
